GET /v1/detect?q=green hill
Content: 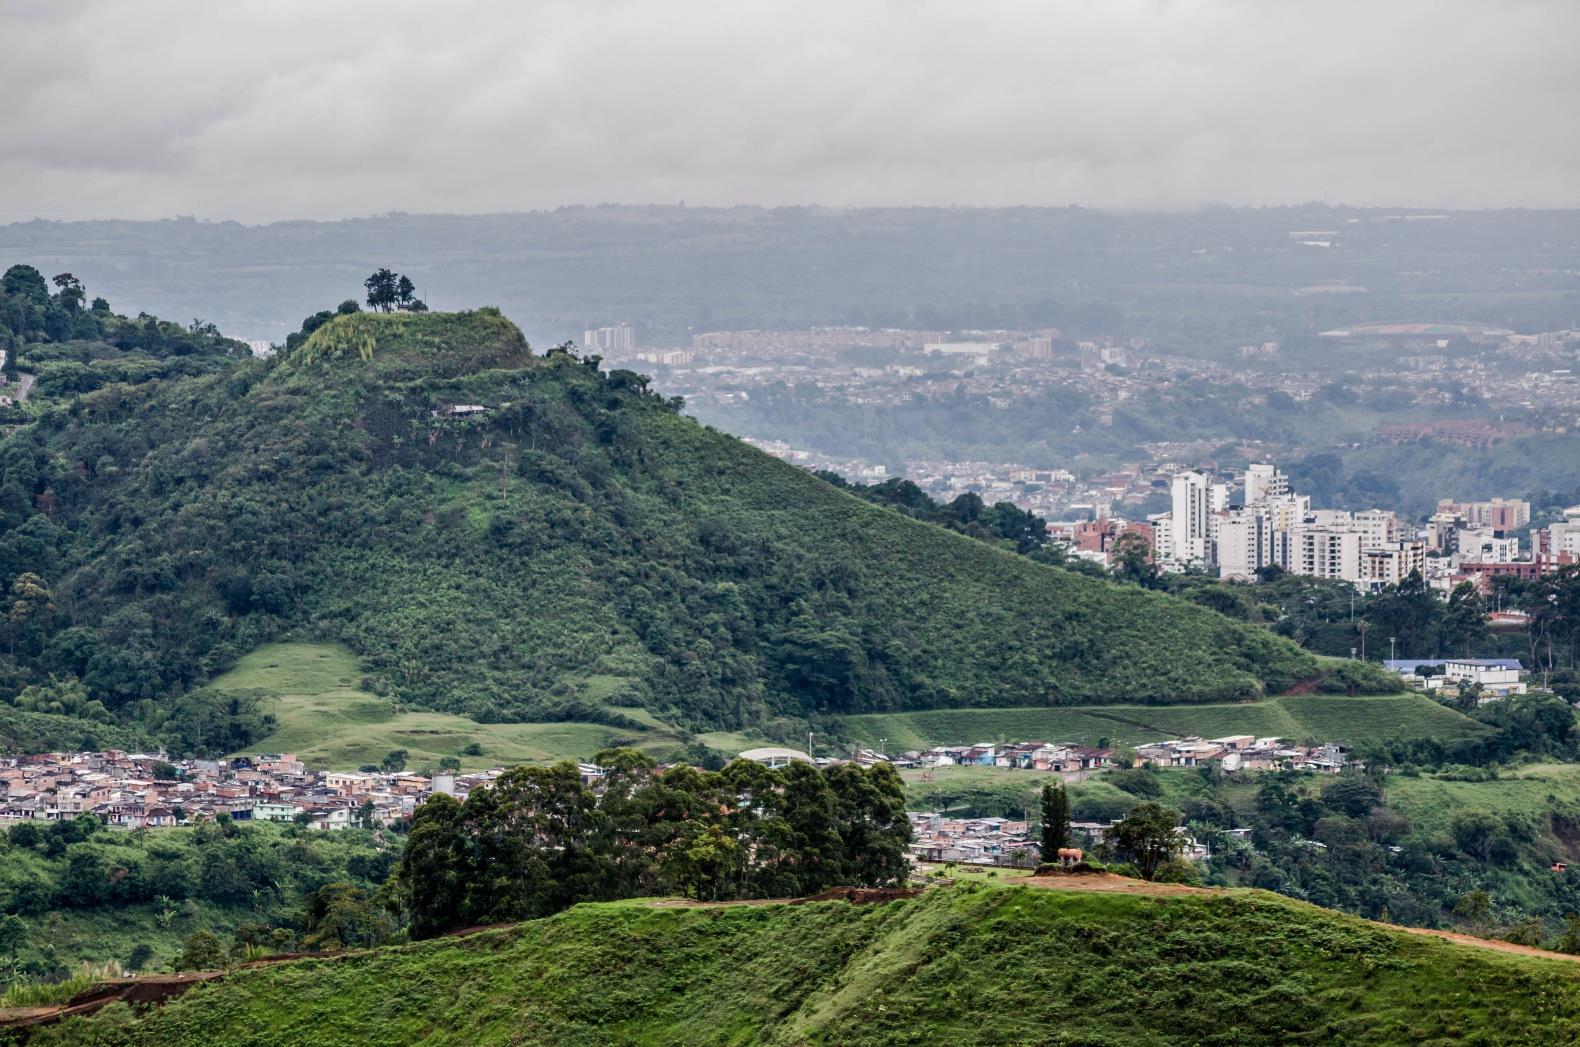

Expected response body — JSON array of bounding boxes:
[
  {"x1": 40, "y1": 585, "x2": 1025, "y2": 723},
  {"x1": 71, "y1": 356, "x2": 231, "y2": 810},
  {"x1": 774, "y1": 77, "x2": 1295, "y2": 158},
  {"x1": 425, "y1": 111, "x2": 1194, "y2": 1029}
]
[
  {"x1": 0, "y1": 306, "x2": 1368, "y2": 740},
  {"x1": 33, "y1": 884, "x2": 1580, "y2": 1046}
]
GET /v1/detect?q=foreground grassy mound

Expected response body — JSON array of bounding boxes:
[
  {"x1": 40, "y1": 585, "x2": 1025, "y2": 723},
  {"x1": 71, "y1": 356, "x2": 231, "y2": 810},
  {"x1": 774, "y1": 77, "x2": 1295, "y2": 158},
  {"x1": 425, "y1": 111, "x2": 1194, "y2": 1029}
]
[
  {"x1": 2, "y1": 307, "x2": 1343, "y2": 735},
  {"x1": 842, "y1": 691, "x2": 1486, "y2": 752},
  {"x1": 37, "y1": 884, "x2": 1580, "y2": 1046}
]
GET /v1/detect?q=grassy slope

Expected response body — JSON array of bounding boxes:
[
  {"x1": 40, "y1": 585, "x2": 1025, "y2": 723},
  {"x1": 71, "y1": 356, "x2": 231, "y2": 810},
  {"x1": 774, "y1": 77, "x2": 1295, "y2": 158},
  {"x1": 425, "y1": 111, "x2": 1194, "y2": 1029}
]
[
  {"x1": 215, "y1": 643, "x2": 710, "y2": 769},
  {"x1": 840, "y1": 691, "x2": 1487, "y2": 751},
  {"x1": 1386, "y1": 763, "x2": 1580, "y2": 838},
  {"x1": 641, "y1": 408, "x2": 1322, "y2": 707},
  {"x1": 44, "y1": 886, "x2": 1580, "y2": 1046}
]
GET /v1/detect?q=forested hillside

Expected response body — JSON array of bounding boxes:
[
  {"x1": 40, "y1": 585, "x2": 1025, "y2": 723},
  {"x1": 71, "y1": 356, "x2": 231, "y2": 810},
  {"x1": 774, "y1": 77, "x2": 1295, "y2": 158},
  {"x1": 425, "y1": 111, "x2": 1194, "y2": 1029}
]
[{"x1": 0, "y1": 299, "x2": 1353, "y2": 742}]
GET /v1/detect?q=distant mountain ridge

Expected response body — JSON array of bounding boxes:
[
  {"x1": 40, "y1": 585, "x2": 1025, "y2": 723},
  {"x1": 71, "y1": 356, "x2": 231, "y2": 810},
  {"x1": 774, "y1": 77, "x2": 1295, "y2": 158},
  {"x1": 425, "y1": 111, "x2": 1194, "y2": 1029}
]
[{"x1": 0, "y1": 307, "x2": 1370, "y2": 737}]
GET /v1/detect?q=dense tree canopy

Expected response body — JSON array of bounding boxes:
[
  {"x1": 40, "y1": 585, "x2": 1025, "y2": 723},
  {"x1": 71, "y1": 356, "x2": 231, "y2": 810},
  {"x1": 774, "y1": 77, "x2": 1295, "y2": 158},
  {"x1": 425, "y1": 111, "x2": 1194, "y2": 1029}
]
[{"x1": 397, "y1": 754, "x2": 911, "y2": 938}]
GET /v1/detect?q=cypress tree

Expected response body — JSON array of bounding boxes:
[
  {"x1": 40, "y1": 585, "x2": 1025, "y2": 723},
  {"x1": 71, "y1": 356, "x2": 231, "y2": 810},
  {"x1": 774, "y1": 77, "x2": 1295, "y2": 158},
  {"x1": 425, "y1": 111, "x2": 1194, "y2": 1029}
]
[{"x1": 1040, "y1": 782, "x2": 1070, "y2": 857}]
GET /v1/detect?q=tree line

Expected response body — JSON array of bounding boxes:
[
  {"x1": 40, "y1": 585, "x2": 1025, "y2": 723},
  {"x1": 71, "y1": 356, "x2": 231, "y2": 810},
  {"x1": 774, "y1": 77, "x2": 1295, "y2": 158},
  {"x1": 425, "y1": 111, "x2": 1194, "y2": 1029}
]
[{"x1": 396, "y1": 751, "x2": 912, "y2": 938}]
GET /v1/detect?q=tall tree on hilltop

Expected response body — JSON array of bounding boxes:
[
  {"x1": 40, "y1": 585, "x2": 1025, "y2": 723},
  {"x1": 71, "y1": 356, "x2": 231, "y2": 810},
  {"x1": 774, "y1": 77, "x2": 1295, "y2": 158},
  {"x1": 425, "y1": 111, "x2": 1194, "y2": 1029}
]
[
  {"x1": 1040, "y1": 781, "x2": 1070, "y2": 857},
  {"x1": 1111, "y1": 802, "x2": 1184, "y2": 881},
  {"x1": 364, "y1": 268, "x2": 399, "y2": 312},
  {"x1": 52, "y1": 273, "x2": 85, "y2": 313}
]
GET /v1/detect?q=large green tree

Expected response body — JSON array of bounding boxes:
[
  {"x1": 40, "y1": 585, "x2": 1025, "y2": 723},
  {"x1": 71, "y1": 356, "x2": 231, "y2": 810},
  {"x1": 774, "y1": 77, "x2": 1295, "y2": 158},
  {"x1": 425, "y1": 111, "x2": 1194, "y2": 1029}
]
[{"x1": 1111, "y1": 802, "x2": 1185, "y2": 881}]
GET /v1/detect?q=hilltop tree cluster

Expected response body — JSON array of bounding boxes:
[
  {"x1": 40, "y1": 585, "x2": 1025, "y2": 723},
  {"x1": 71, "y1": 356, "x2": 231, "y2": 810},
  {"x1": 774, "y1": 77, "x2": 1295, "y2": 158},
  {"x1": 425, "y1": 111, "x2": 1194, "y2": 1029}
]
[
  {"x1": 363, "y1": 268, "x2": 427, "y2": 313},
  {"x1": 396, "y1": 753, "x2": 912, "y2": 938}
]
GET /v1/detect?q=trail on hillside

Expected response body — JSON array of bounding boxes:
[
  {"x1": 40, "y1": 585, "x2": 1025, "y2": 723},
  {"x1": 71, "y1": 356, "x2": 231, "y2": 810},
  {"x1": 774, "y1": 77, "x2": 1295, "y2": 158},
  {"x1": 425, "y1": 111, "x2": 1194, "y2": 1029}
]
[
  {"x1": 654, "y1": 871, "x2": 1580, "y2": 965},
  {"x1": 1016, "y1": 872, "x2": 1580, "y2": 963}
]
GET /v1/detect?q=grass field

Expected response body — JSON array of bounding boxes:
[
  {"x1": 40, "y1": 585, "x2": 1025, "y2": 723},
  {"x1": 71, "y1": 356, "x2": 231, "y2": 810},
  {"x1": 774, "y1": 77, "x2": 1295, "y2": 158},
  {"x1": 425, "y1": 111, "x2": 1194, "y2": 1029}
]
[
  {"x1": 213, "y1": 643, "x2": 758, "y2": 770},
  {"x1": 1385, "y1": 763, "x2": 1580, "y2": 838},
  {"x1": 840, "y1": 692, "x2": 1487, "y2": 752}
]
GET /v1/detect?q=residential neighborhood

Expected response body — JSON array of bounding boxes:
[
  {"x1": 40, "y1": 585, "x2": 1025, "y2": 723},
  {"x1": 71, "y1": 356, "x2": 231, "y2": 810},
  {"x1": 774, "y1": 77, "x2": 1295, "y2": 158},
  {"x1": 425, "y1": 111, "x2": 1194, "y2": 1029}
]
[
  {"x1": 0, "y1": 750, "x2": 605, "y2": 831},
  {"x1": 899, "y1": 736, "x2": 1354, "y2": 776}
]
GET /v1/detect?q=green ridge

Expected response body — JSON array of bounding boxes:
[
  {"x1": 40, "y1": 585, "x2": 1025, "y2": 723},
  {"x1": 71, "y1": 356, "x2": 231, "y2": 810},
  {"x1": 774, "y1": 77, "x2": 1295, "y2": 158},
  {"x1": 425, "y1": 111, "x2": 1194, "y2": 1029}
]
[{"x1": 38, "y1": 885, "x2": 1580, "y2": 1045}]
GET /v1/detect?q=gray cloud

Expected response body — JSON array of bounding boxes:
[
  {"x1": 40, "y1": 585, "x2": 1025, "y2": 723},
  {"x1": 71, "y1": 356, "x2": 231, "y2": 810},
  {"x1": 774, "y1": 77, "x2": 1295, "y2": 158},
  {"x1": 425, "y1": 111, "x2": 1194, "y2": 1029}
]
[{"x1": 1, "y1": 0, "x2": 1577, "y2": 221}]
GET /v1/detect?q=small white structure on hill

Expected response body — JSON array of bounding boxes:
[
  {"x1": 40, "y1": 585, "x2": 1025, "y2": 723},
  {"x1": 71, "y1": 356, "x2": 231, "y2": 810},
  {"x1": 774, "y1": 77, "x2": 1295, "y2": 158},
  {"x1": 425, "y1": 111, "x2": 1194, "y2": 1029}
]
[{"x1": 738, "y1": 747, "x2": 814, "y2": 769}]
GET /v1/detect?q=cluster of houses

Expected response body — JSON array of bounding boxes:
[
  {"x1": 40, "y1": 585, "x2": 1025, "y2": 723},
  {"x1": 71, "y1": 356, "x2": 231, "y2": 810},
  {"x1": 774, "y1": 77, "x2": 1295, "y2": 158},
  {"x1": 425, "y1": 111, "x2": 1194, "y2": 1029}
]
[
  {"x1": 903, "y1": 735, "x2": 1352, "y2": 775},
  {"x1": 1133, "y1": 736, "x2": 1353, "y2": 773},
  {"x1": 905, "y1": 812, "x2": 1212, "y2": 868},
  {"x1": 904, "y1": 742, "x2": 1115, "y2": 774},
  {"x1": 0, "y1": 750, "x2": 601, "y2": 830}
]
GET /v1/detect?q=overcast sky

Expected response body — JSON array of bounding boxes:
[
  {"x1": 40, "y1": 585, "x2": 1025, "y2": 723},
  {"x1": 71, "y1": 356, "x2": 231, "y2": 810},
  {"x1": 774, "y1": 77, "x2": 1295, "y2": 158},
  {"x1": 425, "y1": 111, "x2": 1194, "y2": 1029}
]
[{"x1": 1, "y1": 0, "x2": 1576, "y2": 223}]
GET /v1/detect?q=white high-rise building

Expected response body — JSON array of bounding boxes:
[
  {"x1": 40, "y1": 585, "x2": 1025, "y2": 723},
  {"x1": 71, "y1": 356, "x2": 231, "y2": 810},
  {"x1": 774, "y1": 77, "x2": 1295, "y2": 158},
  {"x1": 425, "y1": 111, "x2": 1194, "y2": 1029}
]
[
  {"x1": 1458, "y1": 529, "x2": 1520, "y2": 564},
  {"x1": 1548, "y1": 506, "x2": 1580, "y2": 557},
  {"x1": 1242, "y1": 463, "x2": 1291, "y2": 506},
  {"x1": 1351, "y1": 510, "x2": 1399, "y2": 547},
  {"x1": 1168, "y1": 471, "x2": 1229, "y2": 566},
  {"x1": 1289, "y1": 526, "x2": 1364, "y2": 582},
  {"x1": 1218, "y1": 507, "x2": 1274, "y2": 581},
  {"x1": 1361, "y1": 541, "x2": 1427, "y2": 591},
  {"x1": 1149, "y1": 515, "x2": 1173, "y2": 563},
  {"x1": 583, "y1": 323, "x2": 635, "y2": 353}
]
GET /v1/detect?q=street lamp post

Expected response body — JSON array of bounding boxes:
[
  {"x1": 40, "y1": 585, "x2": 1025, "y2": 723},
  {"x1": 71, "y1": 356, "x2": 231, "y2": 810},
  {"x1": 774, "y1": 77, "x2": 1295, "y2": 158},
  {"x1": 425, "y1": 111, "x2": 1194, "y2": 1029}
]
[{"x1": 1390, "y1": 636, "x2": 1397, "y2": 662}]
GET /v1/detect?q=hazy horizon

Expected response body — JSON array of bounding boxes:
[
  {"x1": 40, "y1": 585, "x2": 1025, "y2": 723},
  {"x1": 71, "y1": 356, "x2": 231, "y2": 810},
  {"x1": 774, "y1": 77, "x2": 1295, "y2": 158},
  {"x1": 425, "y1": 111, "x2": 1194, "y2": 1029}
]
[
  {"x1": 3, "y1": 1, "x2": 1578, "y2": 223},
  {"x1": 7, "y1": 200, "x2": 1580, "y2": 231}
]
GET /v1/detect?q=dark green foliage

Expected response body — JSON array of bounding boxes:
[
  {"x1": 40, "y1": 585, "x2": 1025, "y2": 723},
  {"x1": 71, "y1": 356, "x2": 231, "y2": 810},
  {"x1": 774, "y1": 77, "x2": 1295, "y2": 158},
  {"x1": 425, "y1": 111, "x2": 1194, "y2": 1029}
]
[
  {"x1": 0, "y1": 267, "x2": 246, "y2": 422},
  {"x1": 0, "y1": 913, "x2": 27, "y2": 962},
  {"x1": 1038, "y1": 782, "x2": 1069, "y2": 855},
  {"x1": 299, "y1": 882, "x2": 397, "y2": 951},
  {"x1": 823, "y1": 474, "x2": 1052, "y2": 555},
  {"x1": 396, "y1": 756, "x2": 912, "y2": 938},
  {"x1": 125, "y1": 942, "x2": 153, "y2": 971},
  {"x1": 1110, "y1": 802, "x2": 1185, "y2": 880},
  {"x1": 141, "y1": 689, "x2": 276, "y2": 759},
  {"x1": 173, "y1": 929, "x2": 227, "y2": 971},
  {"x1": 0, "y1": 306, "x2": 1329, "y2": 735}
]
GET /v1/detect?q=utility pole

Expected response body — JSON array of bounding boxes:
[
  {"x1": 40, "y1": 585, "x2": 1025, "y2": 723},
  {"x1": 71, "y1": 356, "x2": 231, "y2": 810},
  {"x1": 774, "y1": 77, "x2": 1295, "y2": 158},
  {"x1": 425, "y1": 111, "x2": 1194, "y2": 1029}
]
[{"x1": 1390, "y1": 636, "x2": 1397, "y2": 662}]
